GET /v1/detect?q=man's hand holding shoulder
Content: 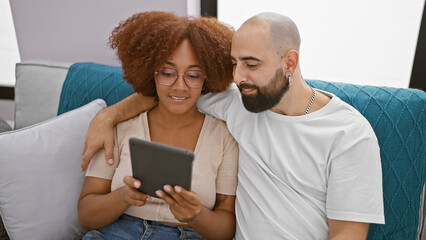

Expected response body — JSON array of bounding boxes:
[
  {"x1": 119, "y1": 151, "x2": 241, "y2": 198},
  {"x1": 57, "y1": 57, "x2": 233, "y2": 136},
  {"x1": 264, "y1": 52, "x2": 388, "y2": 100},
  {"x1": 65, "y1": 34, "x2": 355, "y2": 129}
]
[{"x1": 81, "y1": 108, "x2": 116, "y2": 171}]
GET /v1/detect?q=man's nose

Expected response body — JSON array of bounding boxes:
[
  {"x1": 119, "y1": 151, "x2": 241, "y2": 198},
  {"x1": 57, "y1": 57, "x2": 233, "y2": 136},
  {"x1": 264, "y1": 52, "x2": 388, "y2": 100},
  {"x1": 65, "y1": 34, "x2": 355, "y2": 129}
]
[{"x1": 233, "y1": 64, "x2": 247, "y2": 85}]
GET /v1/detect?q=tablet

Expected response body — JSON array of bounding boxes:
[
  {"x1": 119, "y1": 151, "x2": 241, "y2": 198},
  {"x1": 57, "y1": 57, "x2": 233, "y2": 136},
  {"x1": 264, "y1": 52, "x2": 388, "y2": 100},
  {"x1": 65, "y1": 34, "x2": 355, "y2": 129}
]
[{"x1": 129, "y1": 137, "x2": 194, "y2": 197}]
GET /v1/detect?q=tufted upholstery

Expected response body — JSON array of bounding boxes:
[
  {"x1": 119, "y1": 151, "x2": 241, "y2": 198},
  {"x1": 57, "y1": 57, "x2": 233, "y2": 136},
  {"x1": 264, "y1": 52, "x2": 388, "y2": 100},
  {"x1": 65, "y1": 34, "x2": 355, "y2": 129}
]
[
  {"x1": 57, "y1": 63, "x2": 426, "y2": 239},
  {"x1": 57, "y1": 63, "x2": 134, "y2": 114}
]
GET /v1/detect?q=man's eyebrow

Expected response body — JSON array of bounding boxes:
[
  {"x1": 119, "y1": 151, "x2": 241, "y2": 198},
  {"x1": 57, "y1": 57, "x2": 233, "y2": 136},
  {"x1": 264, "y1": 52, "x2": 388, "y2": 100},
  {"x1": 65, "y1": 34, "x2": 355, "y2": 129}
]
[
  {"x1": 230, "y1": 56, "x2": 262, "y2": 62},
  {"x1": 241, "y1": 56, "x2": 262, "y2": 62}
]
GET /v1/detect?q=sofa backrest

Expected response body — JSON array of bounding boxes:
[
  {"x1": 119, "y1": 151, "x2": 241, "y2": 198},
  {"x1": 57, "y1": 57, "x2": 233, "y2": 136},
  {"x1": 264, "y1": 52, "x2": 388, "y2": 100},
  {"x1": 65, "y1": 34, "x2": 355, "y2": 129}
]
[{"x1": 51, "y1": 62, "x2": 426, "y2": 239}]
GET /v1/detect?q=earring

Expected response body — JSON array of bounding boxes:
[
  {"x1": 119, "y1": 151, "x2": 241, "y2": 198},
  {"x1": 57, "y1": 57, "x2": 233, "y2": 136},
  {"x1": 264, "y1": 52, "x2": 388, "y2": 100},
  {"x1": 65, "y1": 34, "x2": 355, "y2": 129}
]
[{"x1": 286, "y1": 71, "x2": 293, "y2": 87}]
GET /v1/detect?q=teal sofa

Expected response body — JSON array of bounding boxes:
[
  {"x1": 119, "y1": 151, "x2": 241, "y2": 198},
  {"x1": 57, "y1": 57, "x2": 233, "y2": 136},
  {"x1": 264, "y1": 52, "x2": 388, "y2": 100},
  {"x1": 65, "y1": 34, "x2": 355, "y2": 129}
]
[
  {"x1": 1, "y1": 60, "x2": 424, "y2": 240},
  {"x1": 58, "y1": 62, "x2": 425, "y2": 240}
]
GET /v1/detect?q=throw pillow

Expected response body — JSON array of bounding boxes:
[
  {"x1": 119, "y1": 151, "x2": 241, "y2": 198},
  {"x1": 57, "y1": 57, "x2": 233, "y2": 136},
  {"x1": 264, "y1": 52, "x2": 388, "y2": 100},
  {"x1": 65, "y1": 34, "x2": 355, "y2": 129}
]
[
  {"x1": 0, "y1": 118, "x2": 11, "y2": 240},
  {"x1": 0, "y1": 99, "x2": 106, "y2": 240}
]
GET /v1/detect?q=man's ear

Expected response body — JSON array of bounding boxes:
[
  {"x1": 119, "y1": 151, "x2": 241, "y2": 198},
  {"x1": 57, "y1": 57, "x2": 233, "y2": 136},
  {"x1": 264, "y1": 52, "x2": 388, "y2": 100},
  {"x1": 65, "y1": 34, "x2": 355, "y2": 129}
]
[{"x1": 281, "y1": 50, "x2": 299, "y2": 73}]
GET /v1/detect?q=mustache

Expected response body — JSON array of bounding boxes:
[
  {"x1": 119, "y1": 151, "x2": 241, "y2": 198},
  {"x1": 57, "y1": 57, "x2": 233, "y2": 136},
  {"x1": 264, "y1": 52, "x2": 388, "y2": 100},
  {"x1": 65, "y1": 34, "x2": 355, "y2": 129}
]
[{"x1": 238, "y1": 83, "x2": 259, "y2": 91}]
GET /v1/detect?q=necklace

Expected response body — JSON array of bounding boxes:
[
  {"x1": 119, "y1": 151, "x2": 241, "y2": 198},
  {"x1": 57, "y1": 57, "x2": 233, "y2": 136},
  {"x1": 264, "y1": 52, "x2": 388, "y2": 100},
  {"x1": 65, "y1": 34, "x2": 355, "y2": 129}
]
[{"x1": 304, "y1": 86, "x2": 316, "y2": 115}]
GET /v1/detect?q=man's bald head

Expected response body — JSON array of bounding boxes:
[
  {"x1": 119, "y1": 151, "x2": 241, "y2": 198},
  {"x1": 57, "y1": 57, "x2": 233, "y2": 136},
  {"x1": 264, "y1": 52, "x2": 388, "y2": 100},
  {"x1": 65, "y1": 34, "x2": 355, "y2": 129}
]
[{"x1": 239, "y1": 12, "x2": 301, "y2": 56}]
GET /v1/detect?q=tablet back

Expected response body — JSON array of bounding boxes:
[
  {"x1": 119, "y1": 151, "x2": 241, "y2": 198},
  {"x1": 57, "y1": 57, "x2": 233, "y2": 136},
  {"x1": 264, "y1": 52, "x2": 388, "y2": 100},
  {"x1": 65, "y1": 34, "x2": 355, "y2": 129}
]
[{"x1": 129, "y1": 137, "x2": 194, "y2": 197}]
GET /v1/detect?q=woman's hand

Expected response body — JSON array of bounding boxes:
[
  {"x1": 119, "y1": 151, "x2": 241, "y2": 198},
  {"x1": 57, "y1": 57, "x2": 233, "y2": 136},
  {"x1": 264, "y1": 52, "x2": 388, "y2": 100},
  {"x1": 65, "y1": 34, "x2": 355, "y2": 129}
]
[
  {"x1": 122, "y1": 176, "x2": 151, "y2": 206},
  {"x1": 155, "y1": 185, "x2": 204, "y2": 223}
]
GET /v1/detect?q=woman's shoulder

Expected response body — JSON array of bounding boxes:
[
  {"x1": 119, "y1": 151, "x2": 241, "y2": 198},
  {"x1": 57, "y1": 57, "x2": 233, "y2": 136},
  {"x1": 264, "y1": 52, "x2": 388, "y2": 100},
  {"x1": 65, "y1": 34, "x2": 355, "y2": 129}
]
[
  {"x1": 117, "y1": 111, "x2": 148, "y2": 129},
  {"x1": 203, "y1": 114, "x2": 234, "y2": 141},
  {"x1": 115, "y1": 111, "x2": 149, "y2": 141},
  {"x1": 204, "y1": 114, "x2": 227, "y2": 130}
]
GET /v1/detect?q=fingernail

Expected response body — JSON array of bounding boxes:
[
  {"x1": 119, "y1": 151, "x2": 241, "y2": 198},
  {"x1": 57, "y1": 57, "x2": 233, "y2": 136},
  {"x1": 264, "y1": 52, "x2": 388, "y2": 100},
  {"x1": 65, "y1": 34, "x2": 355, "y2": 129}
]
[
  {"x1": 107, "y1": 159, "x2": 113, "y2": 165},
  {"x1": 156, "y1": 190, "x2": 163, "y2": 198},
  {"x1": 147, "y1": 196, "x2": 152, "y2": 201},
  {"x1": 134, "y1": 181, "x2": 140, "y2": 188},
  {"x1": 164, "y1": 185, "x2": 172, "y2": 192},
  {"x1": 175, "y1": 186, "x2": 182, "y2": 193}
]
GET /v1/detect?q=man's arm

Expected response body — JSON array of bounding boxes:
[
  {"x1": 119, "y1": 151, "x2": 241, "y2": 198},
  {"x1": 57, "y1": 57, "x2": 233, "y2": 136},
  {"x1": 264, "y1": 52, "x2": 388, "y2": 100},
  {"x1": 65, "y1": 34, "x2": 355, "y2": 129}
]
[
  {"x1": 197, "y1": 83, "x2": 239, "y2": 121},
  {"x1": 328, "y1": 219, "x2": 369, "y2": 240},
  {"x1": 81, "y1": 93, "x2": 157, "y2": 170}
]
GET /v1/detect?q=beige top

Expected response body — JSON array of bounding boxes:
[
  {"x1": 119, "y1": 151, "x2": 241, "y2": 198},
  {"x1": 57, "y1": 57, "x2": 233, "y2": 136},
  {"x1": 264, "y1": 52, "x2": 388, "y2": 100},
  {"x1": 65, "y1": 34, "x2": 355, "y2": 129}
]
[{"x1": 86, "y1": 111, "x2": 238, "y2": 223}]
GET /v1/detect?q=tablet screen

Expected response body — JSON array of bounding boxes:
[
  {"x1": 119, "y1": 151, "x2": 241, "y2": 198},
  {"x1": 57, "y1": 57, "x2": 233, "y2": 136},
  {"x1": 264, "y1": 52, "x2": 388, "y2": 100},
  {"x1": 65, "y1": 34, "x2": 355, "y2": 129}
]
[{"x1": 129, "y1": 137, "x2": 194, "y2": 197}]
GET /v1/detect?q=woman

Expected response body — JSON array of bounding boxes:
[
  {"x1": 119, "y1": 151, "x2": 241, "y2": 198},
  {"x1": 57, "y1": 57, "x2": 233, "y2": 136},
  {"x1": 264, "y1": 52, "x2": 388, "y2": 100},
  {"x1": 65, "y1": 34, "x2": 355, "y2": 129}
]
[{"x1": 78, "y1": 11, "x2": 238, "y2": 240}]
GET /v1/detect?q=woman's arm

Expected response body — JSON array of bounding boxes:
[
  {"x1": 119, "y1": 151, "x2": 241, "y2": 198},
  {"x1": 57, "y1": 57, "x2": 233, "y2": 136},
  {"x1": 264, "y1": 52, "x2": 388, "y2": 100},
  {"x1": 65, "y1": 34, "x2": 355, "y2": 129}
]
[
  {"x1": 156, "y1": 186, "x2": 236, "y2": 240},
  {"x1": 78, "y1": 176, "x2": 150, "y2": 229},
  {"x1": 328, "y1": 219, "x2": 369, "y2": 240},
  {"x1": 190, "y1": 193, "x2": 236, "y2": 240},
  {"x1": 81, "y1": 93, "x2": 157, "y2": 170}
]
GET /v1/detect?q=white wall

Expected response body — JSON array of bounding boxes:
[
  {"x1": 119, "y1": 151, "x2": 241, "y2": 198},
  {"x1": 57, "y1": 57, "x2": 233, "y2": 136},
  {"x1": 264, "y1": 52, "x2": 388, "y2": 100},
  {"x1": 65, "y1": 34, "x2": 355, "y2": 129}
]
[
  {"x1": 0, "y1": 0, "x2": 20, "y2": 87},
  {"x1": 218, "y1": 0, "x2": 424, "y2": 88},
  {"x1": 1, "y1": 0, "x2": 200, "y2": 122},
  {"x1": 9, "y1": 0, "x2": 191, "y2": 68}
]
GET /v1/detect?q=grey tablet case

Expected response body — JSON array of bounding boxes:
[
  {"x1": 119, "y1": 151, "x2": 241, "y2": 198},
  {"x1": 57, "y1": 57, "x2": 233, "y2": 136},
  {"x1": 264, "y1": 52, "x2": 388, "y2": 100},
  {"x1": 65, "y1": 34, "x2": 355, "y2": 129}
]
[{"x1": 129, "y1": 137, "x2": 194, "y2": 197}]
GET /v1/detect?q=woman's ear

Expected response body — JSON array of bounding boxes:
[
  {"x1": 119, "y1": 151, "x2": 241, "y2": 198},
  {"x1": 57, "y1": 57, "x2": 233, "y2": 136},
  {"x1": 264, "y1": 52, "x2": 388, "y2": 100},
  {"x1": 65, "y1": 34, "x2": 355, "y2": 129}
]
[{"x1": 281, "y1": 50, "x2": 299, "y2": 73}]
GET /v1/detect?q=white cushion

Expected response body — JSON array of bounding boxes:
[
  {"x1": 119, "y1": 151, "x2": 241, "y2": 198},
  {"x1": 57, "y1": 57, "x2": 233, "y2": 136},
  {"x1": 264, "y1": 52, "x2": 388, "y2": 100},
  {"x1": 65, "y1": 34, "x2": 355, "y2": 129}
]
[
  {"x1": 14, "y1": 60, "x2": 72, "y2": 129},
  {"x1": 0, "y1": 99, "x2": 106, "y2": 240}
]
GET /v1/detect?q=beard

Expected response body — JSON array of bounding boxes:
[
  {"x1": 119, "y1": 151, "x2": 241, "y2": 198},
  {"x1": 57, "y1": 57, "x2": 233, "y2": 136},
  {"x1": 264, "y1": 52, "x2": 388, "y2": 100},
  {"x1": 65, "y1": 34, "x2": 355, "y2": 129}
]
[{"x1": 238, "y1": 68, "x2": 290, "y2": 113}]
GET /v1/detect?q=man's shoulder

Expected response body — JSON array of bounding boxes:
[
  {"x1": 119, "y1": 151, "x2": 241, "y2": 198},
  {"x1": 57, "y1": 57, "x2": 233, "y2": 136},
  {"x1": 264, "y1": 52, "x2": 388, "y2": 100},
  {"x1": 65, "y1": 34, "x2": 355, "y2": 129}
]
[
  {"x1": 199, "y1": 83, "x2": 241, "y2": 105},
  {"x1": 327, "y1": 93, "x2": 372, "y2": 124},
  {"x1": 317, "y1": 94, "x2": 377, "y2": 141},
  {"x1": 198, "y1": 84, "x2": 246, "y2": 121}
]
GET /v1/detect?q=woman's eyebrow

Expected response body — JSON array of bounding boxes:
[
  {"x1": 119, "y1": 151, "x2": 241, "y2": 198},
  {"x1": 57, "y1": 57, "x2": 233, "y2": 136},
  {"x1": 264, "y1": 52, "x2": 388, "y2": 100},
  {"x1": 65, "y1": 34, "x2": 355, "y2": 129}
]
[
  {"x1": 165, "y1": 61, "x2": 201, "y2": 69},
  {"x1": 188, "y1": 64, "x2": 202, "y2": 68}
]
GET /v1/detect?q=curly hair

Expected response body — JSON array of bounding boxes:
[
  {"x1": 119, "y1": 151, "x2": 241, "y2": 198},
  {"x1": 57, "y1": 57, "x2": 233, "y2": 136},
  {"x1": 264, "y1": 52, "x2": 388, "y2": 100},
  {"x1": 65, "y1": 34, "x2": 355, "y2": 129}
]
[{"x1": 109, "y1": 11, "x2": 234, "y2": 96}]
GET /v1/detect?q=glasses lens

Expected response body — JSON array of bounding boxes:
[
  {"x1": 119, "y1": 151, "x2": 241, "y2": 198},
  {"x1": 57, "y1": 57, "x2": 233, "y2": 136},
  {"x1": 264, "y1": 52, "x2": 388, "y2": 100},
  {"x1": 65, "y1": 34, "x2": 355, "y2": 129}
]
[
  {"x1": 157, "y1": 68, "x2": 177, "y2": 85},
  {"x1": 184, "y1": 70, "x2": 204, "y2": 88}
]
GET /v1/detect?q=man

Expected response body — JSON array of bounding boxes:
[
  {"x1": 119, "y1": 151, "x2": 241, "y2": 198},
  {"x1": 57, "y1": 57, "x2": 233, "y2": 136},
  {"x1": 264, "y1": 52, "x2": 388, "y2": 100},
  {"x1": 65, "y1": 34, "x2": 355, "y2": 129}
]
[{"x1": 82, "y1": 13, "x2": 384, "y2": 239}]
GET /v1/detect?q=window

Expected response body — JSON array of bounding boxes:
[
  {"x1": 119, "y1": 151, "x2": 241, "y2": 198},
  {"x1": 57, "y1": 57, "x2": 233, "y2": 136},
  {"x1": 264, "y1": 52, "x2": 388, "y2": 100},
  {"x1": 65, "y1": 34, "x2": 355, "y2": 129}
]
[
  {"x1": 0, "y1": 0, "x2": 20, "y2": 87},
  {"x1": 218, "y1": 0, "x2": 424, "y2": 88}
]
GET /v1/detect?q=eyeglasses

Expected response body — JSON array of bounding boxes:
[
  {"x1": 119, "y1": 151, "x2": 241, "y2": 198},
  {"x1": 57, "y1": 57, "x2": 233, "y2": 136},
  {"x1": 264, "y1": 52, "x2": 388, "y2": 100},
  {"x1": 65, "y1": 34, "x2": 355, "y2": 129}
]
[{"x1": 155, "y1": 67, "x2": 205, "y2": 89}]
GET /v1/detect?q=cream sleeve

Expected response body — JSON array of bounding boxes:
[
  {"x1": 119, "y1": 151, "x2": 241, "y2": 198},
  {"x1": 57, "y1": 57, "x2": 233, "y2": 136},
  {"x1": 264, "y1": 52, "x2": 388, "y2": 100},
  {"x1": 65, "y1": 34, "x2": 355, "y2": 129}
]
[
  {"x1": 215, "y1": 130, "x2": 239, "y2": 195},
  {"x1": 85, "y1": 127, "x2": 120, "y2": 180}
]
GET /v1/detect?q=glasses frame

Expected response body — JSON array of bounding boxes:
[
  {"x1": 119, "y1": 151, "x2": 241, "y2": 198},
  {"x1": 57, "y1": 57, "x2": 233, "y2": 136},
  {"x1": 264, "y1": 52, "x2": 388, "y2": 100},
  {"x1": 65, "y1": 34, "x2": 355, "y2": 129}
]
[{"x1": 154, "y1": 67, "x2": 205, "y2": 89}]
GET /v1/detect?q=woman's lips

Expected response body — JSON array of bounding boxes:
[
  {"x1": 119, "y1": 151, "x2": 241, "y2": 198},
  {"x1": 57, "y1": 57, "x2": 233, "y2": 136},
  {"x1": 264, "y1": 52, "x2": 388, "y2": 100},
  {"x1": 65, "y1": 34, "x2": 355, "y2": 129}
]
[{"x1": 170, "y1": 96, "x2": 188, "y2": 102}]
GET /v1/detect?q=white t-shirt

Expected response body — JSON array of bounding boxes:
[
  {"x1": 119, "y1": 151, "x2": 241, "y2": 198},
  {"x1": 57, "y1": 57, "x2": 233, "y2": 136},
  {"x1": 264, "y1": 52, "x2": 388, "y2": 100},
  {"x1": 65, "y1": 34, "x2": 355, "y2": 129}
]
[{"x1": 198, "y1": 84, "x2": 385, "y2": 240}]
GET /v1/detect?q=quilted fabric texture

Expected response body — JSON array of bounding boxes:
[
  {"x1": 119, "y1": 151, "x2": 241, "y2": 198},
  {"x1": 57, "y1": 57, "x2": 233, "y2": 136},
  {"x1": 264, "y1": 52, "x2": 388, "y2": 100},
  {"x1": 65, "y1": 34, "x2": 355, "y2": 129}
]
[
  {"x1": 57, "y1": 62, "x2": 134, "y2": 114},
  {"x1": 57, "y1": 63, "x2": 425, "y2": 239},
  {"x1": 307, "y1": 80, "x2": 425, "y2": 239}
]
